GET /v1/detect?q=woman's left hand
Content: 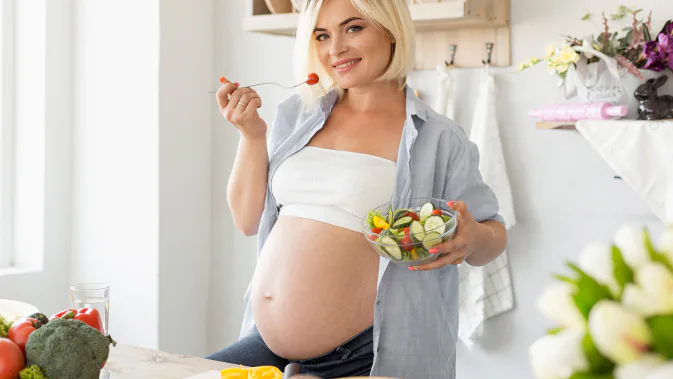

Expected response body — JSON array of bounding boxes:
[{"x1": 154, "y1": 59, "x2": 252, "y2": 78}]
[{"x1": 410, "y1": 201, "x2": 479, "y2": 271}]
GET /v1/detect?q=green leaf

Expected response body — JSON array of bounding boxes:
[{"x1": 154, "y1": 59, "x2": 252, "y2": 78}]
[
  {"x1": 553, "y1": 273, "x2": 576, "y2": 285},
  {"x1": 583, "y1": 332, "x2": 616, "y2": 373},
  {"x1": 611, "y1": 245, "x2": 634, "y2": 298},
  {"x1": 618, "y1": 5, "x2": 629, "y2": 13},
  {"x1": 568, "y1": 263, "x2": 614, "y2": 319},
  {"x1": 582, "y1": 13, "x2": 593, "y2": 21},
  {"x1": 547, "y1": 327, "x2": 565, "y2": 335},
  {"x1": 643, "y1": 25, "x2": 652, "y2": 42},
  {"x1": 647, "y1": 315, "x2": 673, "y2": 359},
  {"x1": 569, "y1": 373, "x2": 614, "y2": 379},
  {"x1": 644, "y1": 228, "x2": 673, "y2": 271}
]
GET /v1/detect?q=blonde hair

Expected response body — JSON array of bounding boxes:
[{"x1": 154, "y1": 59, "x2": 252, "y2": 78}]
[{"x1": 292, "y1": 0, "x2": 415, "y2": 111}]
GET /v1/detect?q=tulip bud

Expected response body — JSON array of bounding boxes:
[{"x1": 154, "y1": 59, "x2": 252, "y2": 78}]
[
  {"x1": 615, "y1": 354, "x2": 666, "y2": 379},
  {"x1": 537, "y1": 282, "x2": 585, "y2": 328},
  {"x1": 622, "y1": 263, "x2": 673, "y2": 317},
  {"x1": 646, "y1": 363, "x2": 673, "y2": 379},
  {"x1": 588, "y1": 300, "x2": 652, "y2": 364},
  {"x1": 578, "y1": 242, "x2": 620, "y2": 297},
  {"x1": 614, "y1": 226, "x2": 650, "y2": 270},
  {"x1": 529, "y1": 328, "x2": 589, "y2": 379}
]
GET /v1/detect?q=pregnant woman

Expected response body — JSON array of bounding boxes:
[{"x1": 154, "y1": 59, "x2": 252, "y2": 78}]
[{"x1": 207, "y1": 0, "x2": 508, "y2": 378}]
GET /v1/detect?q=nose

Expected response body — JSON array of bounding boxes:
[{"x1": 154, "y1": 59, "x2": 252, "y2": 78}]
[{"x1": 328, "y1": 34, "x2": 348, "y2": 57}]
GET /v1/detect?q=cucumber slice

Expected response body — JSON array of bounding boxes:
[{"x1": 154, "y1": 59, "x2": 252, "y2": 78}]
[
  {"x1": 410, "y1": 220, "x2": 425, "y2": 243},
  {"x1": 422, "y1": 232, "x2": 442, "y2": 250},
  {"x1": 380, "y1": 236, "x2": 402, "y2": 259},
  {"x1": 392, "y1": 216, "x2": 413, "y2": 229},
  {"x1": 393, "y1": 208, "x2": 410, "y2": 221},
  {"x1": 419, "y1": 202, "x2": 434, "y2": 220},
  {"x1": 424, "y1": 215, "x2": 446, "y2": 235},
  {"x1": 387, "y1": 205, "x2": 394, "y2": 226}
]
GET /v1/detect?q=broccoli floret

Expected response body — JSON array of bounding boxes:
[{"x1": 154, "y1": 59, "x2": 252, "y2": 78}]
[
  {"x1": 20, "y1": 365, "x2": 48, "y2": 379},
  {"x1": 0, "y1": 314, "x2": 12, "y2": 337},
  {"x1": 25, "y1": 318, "x2": 113, "y2": 379}
]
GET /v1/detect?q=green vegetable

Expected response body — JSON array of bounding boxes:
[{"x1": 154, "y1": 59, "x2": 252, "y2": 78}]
[
  {"x1": 20, "y1": 365, "x2": 48, "y2": 379},
  {"x1": 25, "y1": 318, "x2": 115, "y2": 379},
  {"x1": 365, "y1": 209, "x2": 384, "y2": 228},
  {"x1": 0, "y1": 314, "x2": 13, "y2": 337}
]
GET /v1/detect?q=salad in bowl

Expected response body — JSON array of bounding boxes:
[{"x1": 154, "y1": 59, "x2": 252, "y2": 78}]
[{"x1": 362, "y1": 197, "x2": 458, "y2": 267}]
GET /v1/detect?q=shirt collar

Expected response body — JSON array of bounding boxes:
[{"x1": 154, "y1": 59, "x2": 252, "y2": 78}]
[{"x1": 317, "y1": 84, "x2": 428, "y2": 122}]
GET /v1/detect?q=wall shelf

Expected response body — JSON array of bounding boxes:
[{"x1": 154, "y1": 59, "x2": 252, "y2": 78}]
[
  {"x1": 245, "y1": 0, "x2": 511, "y2": 69},
  {"x1": 535, "y1": 121, "x2": 577, "y2": 130}
]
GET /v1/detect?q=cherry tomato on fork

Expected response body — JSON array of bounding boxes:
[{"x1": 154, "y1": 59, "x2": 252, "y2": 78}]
[{"x1": 306, "y1": 73, "x2": 319, "y2": 86}]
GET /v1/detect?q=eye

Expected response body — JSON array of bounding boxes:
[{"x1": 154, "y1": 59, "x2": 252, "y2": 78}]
[
  {"x1": 347, "y1": 25, "x2": 363, "y2": 33},
  {"x1": 315, "y1": 33, "x2": 329, "y2": 41}
]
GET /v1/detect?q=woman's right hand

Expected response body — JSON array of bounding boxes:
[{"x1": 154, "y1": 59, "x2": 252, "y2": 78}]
[{"x1": 216, "y1": 77, "x2": 267, "y2": 140}]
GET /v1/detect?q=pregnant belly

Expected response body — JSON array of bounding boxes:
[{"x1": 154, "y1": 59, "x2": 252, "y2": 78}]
[{"x1": 251, "y1": 216, "x2": 380, "y2": 360}]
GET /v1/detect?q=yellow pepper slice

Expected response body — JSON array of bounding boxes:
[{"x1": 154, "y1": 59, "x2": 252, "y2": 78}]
[
  {"x1": 221, "y1": 366, "x2": 283, "y2": 379},
  {"x1": 409, "y1": 248, "x2": 418, "y2": 260},
  {"x1": 373, "y1": 215, "x2": 390, "y2": 230}
]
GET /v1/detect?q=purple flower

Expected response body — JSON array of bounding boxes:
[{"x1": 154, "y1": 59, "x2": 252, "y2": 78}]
[{"x1": 643, "y1": 31, "x2": 673, "y2": 72}]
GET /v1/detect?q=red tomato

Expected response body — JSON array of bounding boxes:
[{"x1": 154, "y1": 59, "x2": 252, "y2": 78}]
[
  {"x1": 306, "y1": 73, "x2": 319, "y2": 86},
  {"x1": 431, "y1": 209, "x2": 443, "y2": 216},
  {"x1": 0, "y1": 338, "x2": 24, "y2": 379},
  {"x1": 368, "y1": 234, "x2": 378, "y2": 241},
  {"x1": 400, "y1": 236, "x2": 413, "y2": 251},
  {"x1": 405, "y1": 212, "x2": 420, "y2": 221},
  {"x1": 371, "y1": 227, "x2": 383, "y2": 234},
  {"x1": 7, "y1": 318, "x2": 39, "y2": 356},
  {"x1": 403, "y1": 226, "x2": 411, "y2": 235}
]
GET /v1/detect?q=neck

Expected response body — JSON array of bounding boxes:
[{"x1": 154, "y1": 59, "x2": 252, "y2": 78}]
[{"x1": 339, "y1": 81, "x2": 406, "y2": 114}]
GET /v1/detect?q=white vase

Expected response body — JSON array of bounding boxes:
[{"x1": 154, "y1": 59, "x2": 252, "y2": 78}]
[{"x1": 565, "y1": 59, "x2": 673, "y2": 119}]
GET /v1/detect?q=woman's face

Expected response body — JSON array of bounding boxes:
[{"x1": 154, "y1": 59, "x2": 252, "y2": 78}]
[{"x1": 313, "y1": 0, "x2": 394, "y2": 89}]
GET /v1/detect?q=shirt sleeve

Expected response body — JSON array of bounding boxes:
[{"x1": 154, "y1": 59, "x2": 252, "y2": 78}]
[{"x1": 442, "y1": 141, "x2": 506, "y2": 226}]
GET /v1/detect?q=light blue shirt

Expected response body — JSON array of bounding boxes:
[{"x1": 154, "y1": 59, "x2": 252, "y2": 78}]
[{"x1": 239, "y1": 85, "x2": 504, "y2": 379}]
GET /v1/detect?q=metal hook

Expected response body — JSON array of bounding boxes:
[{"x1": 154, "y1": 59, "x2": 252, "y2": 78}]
[
  {"x1": 481, "y1": 42, "x2": 494, "y2": 65},
  {"x1": 445, "y1": 44, "x2": 457, "y2": 67}
]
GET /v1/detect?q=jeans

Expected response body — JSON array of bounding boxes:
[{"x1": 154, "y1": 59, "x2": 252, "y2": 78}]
[{"x1": 206, "y1": 326, "x2": 374, "y2": 378}]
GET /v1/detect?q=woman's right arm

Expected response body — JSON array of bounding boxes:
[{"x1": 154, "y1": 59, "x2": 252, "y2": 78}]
[{"x1": 217, "y1": 78, "x2": 268, "y2": 236}]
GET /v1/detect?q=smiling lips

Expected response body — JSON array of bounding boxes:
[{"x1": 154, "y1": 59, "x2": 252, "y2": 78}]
[{"x1": 333, "y1": 58, "x2": 362, "y2": 71}]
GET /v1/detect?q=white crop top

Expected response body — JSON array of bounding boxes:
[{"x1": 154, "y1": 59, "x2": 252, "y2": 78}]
[{"x1": 272, "y1": 146, "x2": 397, "y2": 232}]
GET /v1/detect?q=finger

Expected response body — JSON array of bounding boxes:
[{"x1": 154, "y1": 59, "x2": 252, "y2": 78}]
[
  {"x1": 243, "y1": 97, "x2": 263, "y2": 113},
  {"x1": 428, "y1": 237, "x2": 466, "y2": 255},
  {"x1": 237, "y1": 92, "x2": 260, "y2": 111},
  {"x1": 225, "y1": 87, "x2": 254, "y2": 115},
  {"x1": 216, "y1": 81, "x2": 237, "y2": 110},
  {"x1": 447, "y1": 200, "x2": 467, "y2": 216},
  {"x1": 412, "y1": 250, "x2": 466, "y2": 271}
]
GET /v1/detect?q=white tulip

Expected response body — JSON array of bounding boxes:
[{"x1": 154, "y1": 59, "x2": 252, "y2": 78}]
[
  {"x1": 588, "y1": 300, "x2": 652, "y2": 364},
  {"x1": 622, "y1": 263, "x2": 673, "y2": 317},
  {"x1": 615, "y1": 354, "x2": 666, "y2": 379},
  {"x1": 529, "y1": 328, "x2": 589, "y2": 379},
  {"x1": 646, "y1": 363, "x2": 673, "y2": 379},
  {"x1": 537, "y1": 282, "x2": 585, "y2": 328},
  {"x1": 579, "y1": 242, "x2": 620, "y2": 297},
  {"x1": 614, "y1": 226, "x2": 650, "y2": 270}
]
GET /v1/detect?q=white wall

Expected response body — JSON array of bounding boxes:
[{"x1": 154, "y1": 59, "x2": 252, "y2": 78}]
[
  {"x1": 209, "y1": 0, "x2": 670, "y2": 377},
  {"x1": 71, "y1": 0, "x2": 160, "y2": 348}
]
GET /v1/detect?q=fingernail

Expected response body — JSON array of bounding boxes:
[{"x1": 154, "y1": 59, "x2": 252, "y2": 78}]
[
  {"x1": 429, "y1": 248, "x2": 439, "y2": 254},
  {"x1": 447, "y1": 201, "x2": 455, "y2": 207},
  {"x1": 235, "y1": 82, "x2": 240, "y2": 87},
  {"x1": 220, "y1": 77, "x2": 226, "y2": 83},
  {"x1": 408, "y1": 266, "x2": 415, "y2": 271}
]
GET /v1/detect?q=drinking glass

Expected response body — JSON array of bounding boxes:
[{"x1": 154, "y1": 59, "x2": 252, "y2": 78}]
[{"x1": 70, "y1": 283, "x2": 111, "y2": 379}]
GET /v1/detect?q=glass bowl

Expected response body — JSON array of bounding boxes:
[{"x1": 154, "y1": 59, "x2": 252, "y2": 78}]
[{"x1": 361, "y1": 197, "x2": 458, "y2": 267}]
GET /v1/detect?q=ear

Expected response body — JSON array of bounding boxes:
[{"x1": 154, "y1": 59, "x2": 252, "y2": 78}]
[{"x1": 654, "y1": 75, "x2": 668, "y2": 88}]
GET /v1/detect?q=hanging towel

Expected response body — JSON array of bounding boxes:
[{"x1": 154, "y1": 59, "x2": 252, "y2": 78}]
[
  {"x1": 458, "y1": 67, "x2": 517, "y2": 349},
  {"x1": 434, "y1": 63, "x2": 457, "y2": 121}
]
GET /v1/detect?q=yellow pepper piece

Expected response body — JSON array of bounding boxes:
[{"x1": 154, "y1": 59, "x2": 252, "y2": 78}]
[
  {"x1": 221, "y1": 366, "x2": 283, "y2": 379},
  {"x1": 409, "y1": 248, "x2": 418, "y2": 260},
  {"x1": 373, "y1": 215, "x2": 390, "y2": 230}
]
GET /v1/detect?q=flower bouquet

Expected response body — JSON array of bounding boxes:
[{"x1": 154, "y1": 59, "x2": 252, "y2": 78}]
[
  {"x1": 518, "y1": 6, "x2": 673, "y2": 117},
  {"x1": 529, "y1": 225, "x2": 673, "y2": 379}
]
